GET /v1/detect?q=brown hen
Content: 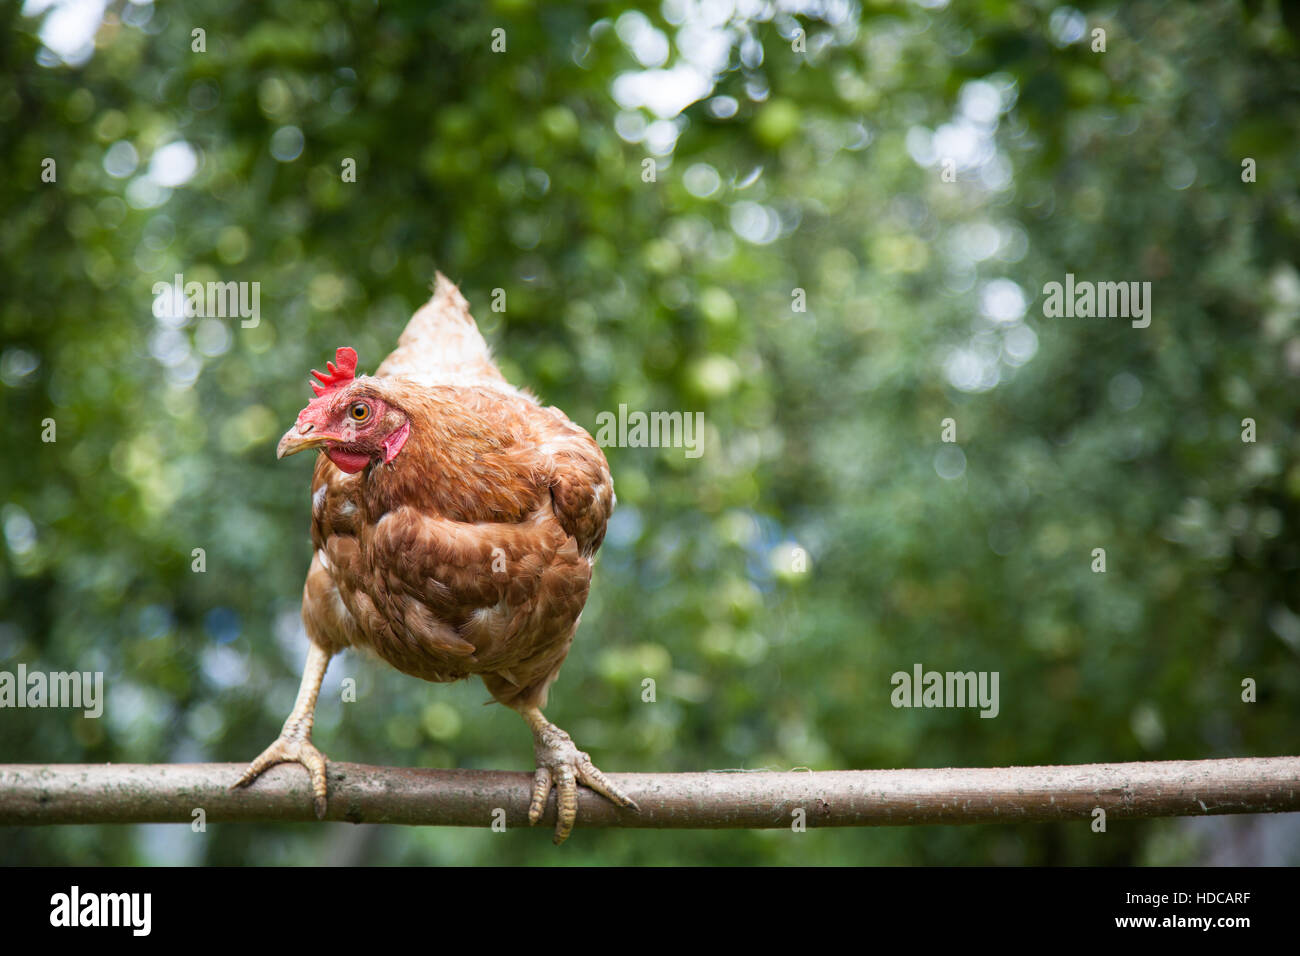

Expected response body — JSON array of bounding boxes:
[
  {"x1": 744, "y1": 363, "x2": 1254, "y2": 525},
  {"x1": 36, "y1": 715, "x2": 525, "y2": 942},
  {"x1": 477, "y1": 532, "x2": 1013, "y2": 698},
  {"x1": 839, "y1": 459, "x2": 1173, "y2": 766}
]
[{"x1": 233, "y1": 273, "x2": 636, "y2": 842}]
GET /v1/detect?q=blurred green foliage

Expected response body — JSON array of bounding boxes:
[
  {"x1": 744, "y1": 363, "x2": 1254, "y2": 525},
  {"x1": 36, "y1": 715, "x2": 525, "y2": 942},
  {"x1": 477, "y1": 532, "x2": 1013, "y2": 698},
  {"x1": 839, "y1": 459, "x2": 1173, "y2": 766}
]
[{"x1": 2, "y1": 0, "x2": 1298, "y2": 865}]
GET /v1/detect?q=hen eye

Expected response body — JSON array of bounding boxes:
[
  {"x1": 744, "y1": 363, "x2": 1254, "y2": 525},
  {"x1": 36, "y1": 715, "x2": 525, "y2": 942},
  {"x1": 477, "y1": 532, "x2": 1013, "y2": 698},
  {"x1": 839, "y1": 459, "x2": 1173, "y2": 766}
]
[{"x1": 348, "y1": 402, "x2": 370, "y2": 422}]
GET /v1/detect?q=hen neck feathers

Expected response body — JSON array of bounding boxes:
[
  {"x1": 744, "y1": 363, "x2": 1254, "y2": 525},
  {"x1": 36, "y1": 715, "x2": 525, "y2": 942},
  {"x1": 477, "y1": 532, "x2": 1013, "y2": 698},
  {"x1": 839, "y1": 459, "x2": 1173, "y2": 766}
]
[{"x1": 359, "y1": 386, "x2": 542, "y2": 524}]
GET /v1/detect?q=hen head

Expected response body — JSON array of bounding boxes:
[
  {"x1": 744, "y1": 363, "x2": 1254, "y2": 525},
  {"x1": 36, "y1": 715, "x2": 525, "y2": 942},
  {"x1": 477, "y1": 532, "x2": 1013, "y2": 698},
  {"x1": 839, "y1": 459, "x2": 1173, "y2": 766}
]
[{"x1": 276, "y1": 347, "x2": 411, "y2": 474}]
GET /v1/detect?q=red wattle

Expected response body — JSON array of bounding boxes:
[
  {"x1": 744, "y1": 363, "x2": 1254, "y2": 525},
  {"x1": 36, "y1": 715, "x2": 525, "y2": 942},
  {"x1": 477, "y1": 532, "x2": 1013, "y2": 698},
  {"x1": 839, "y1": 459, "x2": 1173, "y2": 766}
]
[{"x1": 325, "y1": 447, "x2": 372, "y2": 473}]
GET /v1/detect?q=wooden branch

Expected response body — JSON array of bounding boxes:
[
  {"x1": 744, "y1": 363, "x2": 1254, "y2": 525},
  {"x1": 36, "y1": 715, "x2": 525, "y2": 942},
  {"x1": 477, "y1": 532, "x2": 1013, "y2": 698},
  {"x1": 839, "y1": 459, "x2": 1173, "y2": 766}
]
[{"x1": 2, "y1": 757, "x2": 1298, "y2": 828}]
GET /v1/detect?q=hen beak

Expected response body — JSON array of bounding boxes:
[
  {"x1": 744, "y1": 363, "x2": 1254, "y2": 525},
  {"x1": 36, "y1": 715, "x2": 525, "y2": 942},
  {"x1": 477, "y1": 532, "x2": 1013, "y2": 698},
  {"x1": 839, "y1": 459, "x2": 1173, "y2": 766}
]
[{"x1": 277, "y1": 422, "x2": 329, "y2": 460}]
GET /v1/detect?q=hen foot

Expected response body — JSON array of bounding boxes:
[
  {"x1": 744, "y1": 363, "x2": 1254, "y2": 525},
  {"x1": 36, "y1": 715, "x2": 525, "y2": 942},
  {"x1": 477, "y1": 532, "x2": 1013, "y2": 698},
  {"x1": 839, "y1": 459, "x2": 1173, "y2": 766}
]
[
  {"x1": 525, "y1": 714, "x2": 638, "y2": 844},
  {"x1": 231, "y1": 731, "x2": 330, "y2": 819},
  {"x1": 230, "y1": 643, "x2": 333, "y2": 818}
]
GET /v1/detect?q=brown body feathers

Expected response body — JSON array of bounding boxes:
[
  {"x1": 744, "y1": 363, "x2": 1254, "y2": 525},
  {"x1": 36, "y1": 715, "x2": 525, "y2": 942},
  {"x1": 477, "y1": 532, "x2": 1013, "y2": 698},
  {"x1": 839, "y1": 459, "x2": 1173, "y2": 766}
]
[{"x1": 299, "y1": 275, "x2": 614, "y2": 709}]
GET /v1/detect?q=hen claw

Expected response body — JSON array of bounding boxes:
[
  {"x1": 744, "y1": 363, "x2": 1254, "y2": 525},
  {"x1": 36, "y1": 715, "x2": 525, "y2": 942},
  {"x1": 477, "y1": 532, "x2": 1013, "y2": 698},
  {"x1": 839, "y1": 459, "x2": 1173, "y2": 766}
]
[
  {"x1": 232, "y1": 733, "x2": 330, "y2": 819},
  {"x1": 528, "y1": 724, "x2": 638, "y2": 844}
]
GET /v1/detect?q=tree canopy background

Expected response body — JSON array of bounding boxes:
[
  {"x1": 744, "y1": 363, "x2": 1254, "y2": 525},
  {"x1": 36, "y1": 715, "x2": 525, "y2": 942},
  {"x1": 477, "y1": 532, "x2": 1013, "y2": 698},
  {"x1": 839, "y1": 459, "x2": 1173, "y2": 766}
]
[{"x1": 2, "y1": 0, "x2": 1298, "y2": 865}]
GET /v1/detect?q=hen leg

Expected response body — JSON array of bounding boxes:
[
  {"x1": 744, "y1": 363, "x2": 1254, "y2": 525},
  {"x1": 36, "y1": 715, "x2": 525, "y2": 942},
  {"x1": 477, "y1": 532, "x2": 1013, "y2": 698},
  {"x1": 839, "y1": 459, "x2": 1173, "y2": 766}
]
[
  {"x1": 514, "y1": 704, "x2": 638, "y2": 844},
  {"x1": 231, "y1": 642, "x2": 332, "y2": 818}
]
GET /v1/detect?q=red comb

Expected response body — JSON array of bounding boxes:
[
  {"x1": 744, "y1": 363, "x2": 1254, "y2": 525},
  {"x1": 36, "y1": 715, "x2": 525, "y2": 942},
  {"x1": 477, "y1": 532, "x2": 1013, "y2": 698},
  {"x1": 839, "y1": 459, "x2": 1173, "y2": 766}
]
[{"x1": 310, "y1": 347, "x2": 358, "y2": 396}]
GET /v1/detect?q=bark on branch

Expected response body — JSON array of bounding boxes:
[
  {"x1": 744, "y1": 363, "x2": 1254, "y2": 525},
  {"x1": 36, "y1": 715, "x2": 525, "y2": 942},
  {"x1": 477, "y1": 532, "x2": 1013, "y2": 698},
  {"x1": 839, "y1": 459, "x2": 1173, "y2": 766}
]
[{"x1": 2, "y1": 757, "x2": 1298, "y2": 828}]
